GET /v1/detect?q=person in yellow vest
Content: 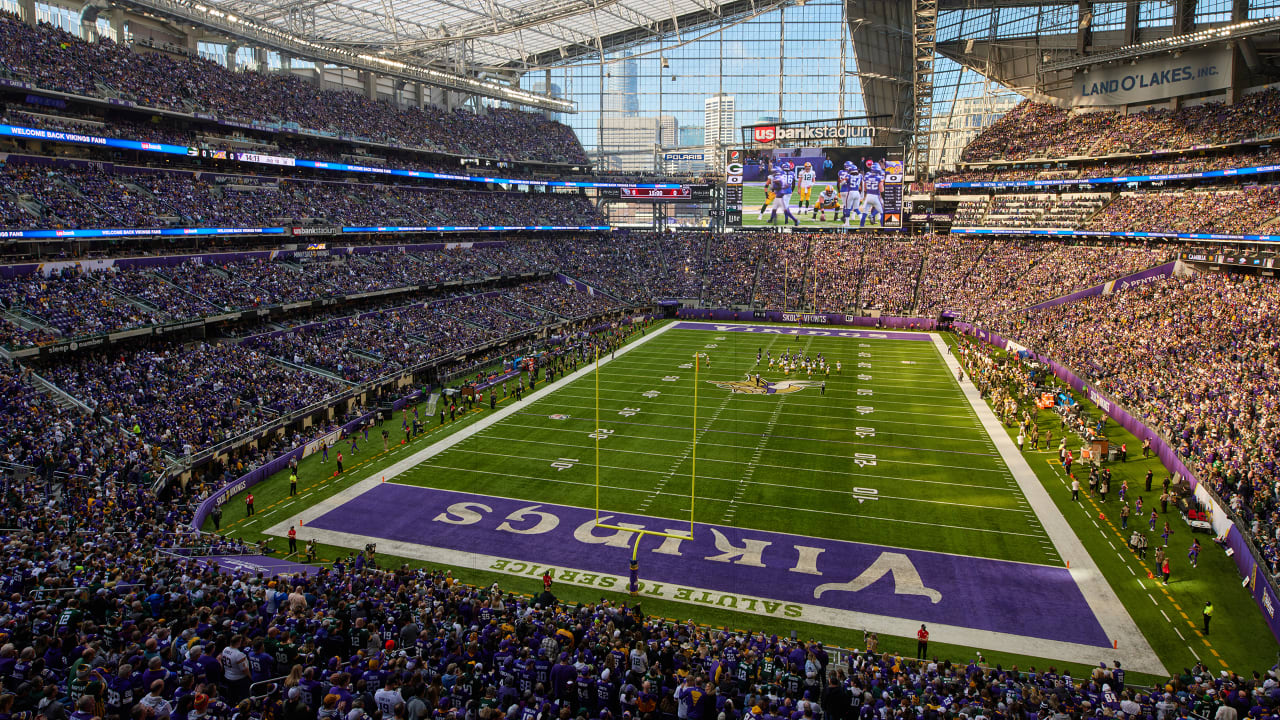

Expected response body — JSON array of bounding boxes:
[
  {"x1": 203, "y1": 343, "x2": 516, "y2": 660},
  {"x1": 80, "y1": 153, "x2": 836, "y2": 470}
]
[{"x1": 1202, "y1": 601, "x2": 1213, "y2": 635}]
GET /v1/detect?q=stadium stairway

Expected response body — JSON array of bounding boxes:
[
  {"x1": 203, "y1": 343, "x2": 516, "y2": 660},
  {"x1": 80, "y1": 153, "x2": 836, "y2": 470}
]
[
  {"x1": 25, "y1": 369, "x2": 92, "y2": 413},
  {"x1": 1080, "y1": 193, "x2": 1120, "y2": 228},
  {"x1": 266, "y1": 355, "x2": 359, "y2": 386}
]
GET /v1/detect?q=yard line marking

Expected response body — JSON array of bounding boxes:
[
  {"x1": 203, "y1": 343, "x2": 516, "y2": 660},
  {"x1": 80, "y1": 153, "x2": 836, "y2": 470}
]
[
  {"x1": 496, "y1": 420, "x2": 1008, "y2": 473},
  {"x1": 551, "y1": 387, "x2": 978, "y2": 415},
  {"x1": 386, "y1": 471, "x2": 1046, "y2": 538},
  {"x1": 508, "y1": 412, "x2": 1002, "y2": 459},
  {"x1": 470, "y1": 434, "x2": 1018, "y2": 492},
  {"x1": 932, "y1": 333, "x2": 1164, "y2": 675},
  {"x1": 529, "y1": 399, "x2": 995, "y2": 444},
  {"x1": 437, "y1": 447, "x2": 1033, "y2": 514}
]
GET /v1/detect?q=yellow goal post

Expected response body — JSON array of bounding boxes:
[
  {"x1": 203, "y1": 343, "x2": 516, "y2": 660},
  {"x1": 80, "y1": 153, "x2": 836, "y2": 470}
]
[{"x1": 592, "y1": 342, "x2": 697, "y2": 593}]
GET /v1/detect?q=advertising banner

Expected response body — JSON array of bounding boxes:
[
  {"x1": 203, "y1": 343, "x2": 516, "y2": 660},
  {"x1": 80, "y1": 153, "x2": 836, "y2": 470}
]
[{"x1": 1072, "y1": 48, "x2": 1232, "y2": 107}]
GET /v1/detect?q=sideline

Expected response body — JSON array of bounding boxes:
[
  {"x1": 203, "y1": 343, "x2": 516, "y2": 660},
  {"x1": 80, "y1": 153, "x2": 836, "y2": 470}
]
[
  {"x1": 928, "y1": 332, "x2": 1165, "y2": 675},
  {"x1": 268, "y1": 321, "x2": 676, "y2": 532}
]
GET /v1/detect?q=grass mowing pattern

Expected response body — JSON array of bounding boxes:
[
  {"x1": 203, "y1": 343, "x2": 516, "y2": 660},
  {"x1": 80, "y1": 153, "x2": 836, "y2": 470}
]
[
  {"x1": 205, "y1": 321, "x2": 1274, "y2": 680},
  {"x1": 393, "y1": 326, "x2": 1057, "y2": 566}
]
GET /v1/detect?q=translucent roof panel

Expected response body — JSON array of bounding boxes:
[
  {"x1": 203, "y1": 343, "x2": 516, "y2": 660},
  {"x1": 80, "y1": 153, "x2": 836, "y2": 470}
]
[{"x1": 208, "y1": 0, "x2": 740, "y2": 70}]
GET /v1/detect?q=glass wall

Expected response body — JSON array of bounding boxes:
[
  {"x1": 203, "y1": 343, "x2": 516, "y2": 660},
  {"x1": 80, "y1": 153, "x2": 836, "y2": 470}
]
[{"x1": 522, "y1": 0, "x2": 865, "y2": 167}]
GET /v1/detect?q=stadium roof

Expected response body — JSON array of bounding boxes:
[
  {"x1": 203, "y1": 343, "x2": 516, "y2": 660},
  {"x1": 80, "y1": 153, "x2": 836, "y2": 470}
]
[{"x1": 199, "y1": 0, "x2": 788, "y2": 72}]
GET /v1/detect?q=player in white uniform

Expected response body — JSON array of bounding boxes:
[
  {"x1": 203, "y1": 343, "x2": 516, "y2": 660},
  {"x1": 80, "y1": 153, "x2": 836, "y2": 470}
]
[
  {"x1": 813, "y1": 185, "x2": 841, "y2": 221},
  {"x1": 767, "y1": 161, "x2": 800, "y2": 226},
  {"x1": 839, "y1": 161, "x2": 862, "y2": 228},
  {"x1": 796, "y1": 162, "x2": 817, "y2": 212},
  {"x1": 859, "y1": 160, "x2": 886, "y2": 228}
]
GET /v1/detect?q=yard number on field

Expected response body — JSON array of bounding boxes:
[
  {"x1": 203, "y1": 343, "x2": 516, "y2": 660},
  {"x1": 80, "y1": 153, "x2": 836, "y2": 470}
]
[
  {"x1": 618, "y1": 407, "x2": 641, "y2": 417},
  {"x1": 662, "y1": 375, "x2": 680, "y2": 382},
  {"x1": 852, "y1": 487, "x2": 880, "y2": 503},
  {"x1": 853, "y1": 453, "x2": 878, "y2": 468},
  {"x1": 550, "y1": 457, "x2": 578, "y2": 471},
  {"x1": 857, "y1": 388, "x2": 873, "y2": 396},
  {"x1": 855, "y1": 426, "x2": 875, "y2": 438},
  {"x1": 642, "y1": 390, "x2": 661, "y2": 398},
  {"x1": 856, "y1": 405, "x2": 874, "y2": 414},
  {"x1": 588, "y1": 428, "x2": 615, "y2": 440}
]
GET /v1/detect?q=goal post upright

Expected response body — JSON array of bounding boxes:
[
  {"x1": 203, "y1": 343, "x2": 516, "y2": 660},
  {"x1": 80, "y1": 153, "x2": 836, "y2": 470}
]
[{"x1": 591, "y1": 336, "x2": 697, "y2": 596}]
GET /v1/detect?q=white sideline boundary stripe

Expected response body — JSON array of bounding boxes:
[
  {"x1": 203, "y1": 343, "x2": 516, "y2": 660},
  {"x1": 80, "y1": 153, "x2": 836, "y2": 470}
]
[
  {"x1": 928, "y1": 333, "x2": 1166, "y2": 675},
  {"x1": 279, "y1": 520, "x2": 1160, "y2": 671},
  {"x1": 271, "y1": 321, "x2": 677, "y2": 533},
  {"x1": 268, "y1": 323, "x2": 1163, "y2": 673}
]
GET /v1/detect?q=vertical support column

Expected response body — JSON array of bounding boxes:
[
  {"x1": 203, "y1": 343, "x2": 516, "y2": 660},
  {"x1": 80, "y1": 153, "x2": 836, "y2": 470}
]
[
  {"x1": 254, "y1": 46, "x2": 268, "y2": 72},
  {"x1": 1123, "y1": 0, "x2": 1139, "y2": 46},
  {"x1": 109, "y1": 7, "x2": 124, "y2": 41},
  {"x1": 1175, "y1": 0, "x2": 1197, "y2": 34},
  {"x1": 186, "y1": 28, "x2": 201, "y2": 55},
  {"x1": 911, "y1": 0, "x2": 936, "y2": 180},
  {"x1": 19, "y1": 0, "x2": 36, "y2": 27},
  {"x1": 225, "y1": 43, "x2": 240, "y2": 70},
  {"x1": 279, "y1": 52, "x2": 293, "y2": 73},
  {"x1": 414, "y1": 82, "x2": 425, "y2": 109},
  {"x1": 1076, "y1": 0, "x2": 1093, "y2": 56},
  {"x1": 361, "y1": 70, "x2": 377, "y2": 101}
]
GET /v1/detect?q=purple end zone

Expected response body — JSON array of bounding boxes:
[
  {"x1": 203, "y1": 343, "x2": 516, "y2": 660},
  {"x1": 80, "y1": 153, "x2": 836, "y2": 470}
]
[
  {"x1": 196, "y1": 554, "x2": 321, "y2": 578},
  {"x1": 670, "y1": 322, "x2": 931, "y2": 342},
  {"x1": 309, "y1": 485, "x2": 1110, "y2": 647}
]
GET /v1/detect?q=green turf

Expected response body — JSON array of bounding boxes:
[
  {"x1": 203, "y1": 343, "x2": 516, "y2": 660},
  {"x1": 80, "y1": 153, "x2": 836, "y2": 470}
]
[
  {"x1": 736, "y1": 184, "x2": 886, "y2": 229},
  {"x1": 204, "y1": 320, "x2": 1278, "y2": 682}
]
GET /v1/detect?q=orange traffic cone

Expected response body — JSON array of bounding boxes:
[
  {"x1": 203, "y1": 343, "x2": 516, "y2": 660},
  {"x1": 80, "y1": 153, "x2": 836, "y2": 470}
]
[
  {"x1": 1147, "y1": 569, "x2": 1154, "y2": 579},
  {"x1": 1098, "y1": 512, "x2": 1106, "y2": 520}
]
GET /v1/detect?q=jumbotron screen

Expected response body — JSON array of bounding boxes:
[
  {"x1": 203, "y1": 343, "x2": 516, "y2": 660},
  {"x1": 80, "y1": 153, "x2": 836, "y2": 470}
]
[{"x1": 725, "y1": 146, "x2": 904, "y2": 228}]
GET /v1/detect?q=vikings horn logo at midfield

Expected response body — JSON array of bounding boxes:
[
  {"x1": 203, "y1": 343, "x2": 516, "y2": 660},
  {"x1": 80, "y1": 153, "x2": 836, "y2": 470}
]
[{"x1": 708, "y1": 377, "x2": 824, "y2": 395}]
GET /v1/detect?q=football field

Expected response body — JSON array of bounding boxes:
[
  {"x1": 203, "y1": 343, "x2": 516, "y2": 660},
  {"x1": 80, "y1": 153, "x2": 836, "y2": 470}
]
[
  {"x1": 737, "y1": 183, "x2": 886, "y2": 228},
  {"x1": 271, "y1": 321, "x2": 1162, "y2": 673}
]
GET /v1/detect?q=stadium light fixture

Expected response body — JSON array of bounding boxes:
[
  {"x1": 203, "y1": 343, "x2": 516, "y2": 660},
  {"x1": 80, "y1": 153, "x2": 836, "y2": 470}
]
[{"x1": 1042, "y1": 13, "x2": 1280, "y2": 72}]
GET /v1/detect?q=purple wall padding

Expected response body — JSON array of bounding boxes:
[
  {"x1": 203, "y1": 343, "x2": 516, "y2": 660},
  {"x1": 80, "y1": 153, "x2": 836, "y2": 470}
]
[{"x1": 1024, "y1": 262, "x2": 1178, "y2": 312}]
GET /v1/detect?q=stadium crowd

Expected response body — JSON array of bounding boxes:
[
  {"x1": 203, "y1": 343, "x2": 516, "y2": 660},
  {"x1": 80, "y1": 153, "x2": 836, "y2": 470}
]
[
  {"x1": 1, "y1": 445, "x2": 1277, "y2": 720},
  {"x1": 931, "y1": 146, "x2": 1280, "y2": 188},
  {"x1": 960, "y1": 91, "x2": 1280, "y2": 163},
  {"x1": 0, "y1": 236, "x2": 1177, "y2": 348},
  {"x1": 0, "y1": 13, "x2": 587, "y2": 165},
  {"x1": 0, "y1": 164, "x2": 604, "y2": 231},
  {"x1": 985, "y1": 272, "x2": 1280, "y2": 572},
  {"x1": 1084, "y1": 188, "x2": 1280, "y2": 236}
]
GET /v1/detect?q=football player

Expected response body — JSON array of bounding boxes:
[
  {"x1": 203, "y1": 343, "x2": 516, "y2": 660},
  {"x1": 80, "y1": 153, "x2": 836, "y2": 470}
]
[
  {"x1": 767, "y1": 161, "x2": 799, "y2": 226},
  {"x1": 813, "y1": 185, "x2": 841, "y2": 221},
  {"x1": 796, "y1": 161, "x2": 817, "y2": 211},
  {"x1": 756, "y1": 159, "x2": 776, "y2": 220},
  {"x1": 839, "y1": 160, "x2": 862, "y2": 228},
  {"x1": 859, "y1": 158, "x2": 885, "y2": 227}
]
